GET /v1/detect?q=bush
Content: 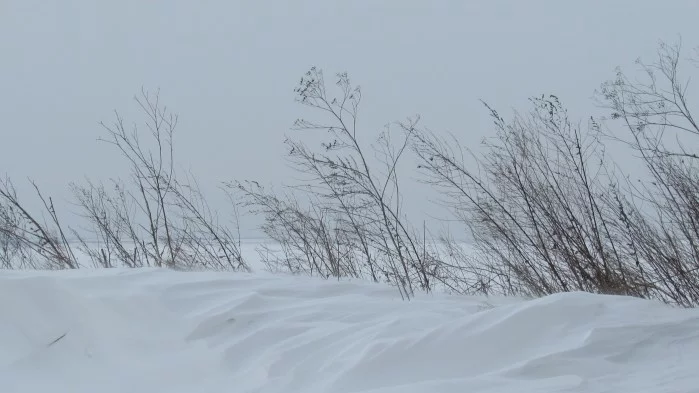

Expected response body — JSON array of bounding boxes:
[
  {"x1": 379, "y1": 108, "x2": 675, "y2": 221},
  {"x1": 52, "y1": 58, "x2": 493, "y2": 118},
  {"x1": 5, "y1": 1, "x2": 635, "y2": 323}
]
[
  {"x1": 411, "y1": 41, "x2": 699, "y2": 306},
  {"x1": 71, "y1": 89, "x2": 249, "y2": 271},
  {"x1": 0, "y1": 176, "x2": 77, "y2": 269},
  {"x1": 235, "y1": 69, "x2": 437, "y2": 299},
  {"x1": 4, "y1": 40, "x2": 699, "y2": 308},
  {"x1": 2, "y1": 89, "x2": 248, "y2": 272},
  {"x1": 413, "y1": 95, "x2": 645, "y2": 297}
]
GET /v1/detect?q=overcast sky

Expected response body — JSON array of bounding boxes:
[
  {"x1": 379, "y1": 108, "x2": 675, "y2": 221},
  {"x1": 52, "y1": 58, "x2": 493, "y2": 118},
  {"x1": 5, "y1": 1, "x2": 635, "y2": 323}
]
[{"x1": 1, "y1": 1, "x2": 698, "y2": 238}]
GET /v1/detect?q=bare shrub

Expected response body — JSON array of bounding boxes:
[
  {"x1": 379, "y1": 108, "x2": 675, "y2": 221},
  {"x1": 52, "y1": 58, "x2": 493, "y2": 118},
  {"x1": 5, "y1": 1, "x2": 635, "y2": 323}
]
[
  {"x1": 599, "y1": 40, "x2": 699, "y2": 306},
  {"x1": 409, "y1": 40, "x2": 699, "y2": 307},
  {"x1": 95, "y1": 89, "x2": 180, "y2": 268},
  {"x1": 171, "y1": 174, "x2": 248, "y2": 271},
  {"x1": 0, "y1": 208, "x2": 31, "y2": 269},
  {"x1": 235, "y1": 69, "x2": 435, "y2": 299},
  {"x1": 71, "y1": 179, "x2": 144, "y2": 268},
  {"x1": 0, "y1": 176, "x2": 78, "y2": 269},
  {"x1": 235, "y1": 182, "x2": 358, "y2": 278},
  {"x1": 413, "y1": 95, "x2": 644, "y2": 298},
  {"x1": 72, "y1": 89, "x2": 248, "y2": 271}
]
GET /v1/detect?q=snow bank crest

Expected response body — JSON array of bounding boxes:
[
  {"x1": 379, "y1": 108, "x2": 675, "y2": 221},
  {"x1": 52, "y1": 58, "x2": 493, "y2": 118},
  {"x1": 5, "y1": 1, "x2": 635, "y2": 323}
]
[{"x1": 1, "y1": 269, "x2": 698, "y2": 393}]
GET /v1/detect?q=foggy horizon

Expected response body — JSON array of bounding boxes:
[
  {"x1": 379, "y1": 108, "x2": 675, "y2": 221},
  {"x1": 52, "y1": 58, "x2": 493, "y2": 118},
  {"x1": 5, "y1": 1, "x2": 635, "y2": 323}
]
[{"x1": 2, "y1": 1, "x2": 698, "y2": 239}]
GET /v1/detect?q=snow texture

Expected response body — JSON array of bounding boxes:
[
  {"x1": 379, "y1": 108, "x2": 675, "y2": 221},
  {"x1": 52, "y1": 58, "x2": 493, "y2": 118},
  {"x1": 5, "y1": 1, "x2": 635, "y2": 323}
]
[{"x1": 1, "y1": 268, "x2": 698, "y2": 393}]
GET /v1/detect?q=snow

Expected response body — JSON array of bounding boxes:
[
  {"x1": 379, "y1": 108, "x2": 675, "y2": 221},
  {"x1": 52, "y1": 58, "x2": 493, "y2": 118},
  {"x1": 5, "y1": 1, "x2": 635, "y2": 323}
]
[{"x1": 1, "y1": 268, "x2": 698, "y2": 393}]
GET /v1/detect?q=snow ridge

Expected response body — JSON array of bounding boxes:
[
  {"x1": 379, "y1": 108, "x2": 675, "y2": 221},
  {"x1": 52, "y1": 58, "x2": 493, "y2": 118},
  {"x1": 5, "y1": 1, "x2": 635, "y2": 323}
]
[{"x1": 1, "y1": 268, "x2": 698, "y2": 393}]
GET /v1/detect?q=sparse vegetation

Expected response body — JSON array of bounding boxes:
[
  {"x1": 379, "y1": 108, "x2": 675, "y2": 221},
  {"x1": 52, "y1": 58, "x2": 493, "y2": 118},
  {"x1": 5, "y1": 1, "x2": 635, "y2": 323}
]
[
  {"x1": 412, "y1": 95, "x2": 641, "y2": 298},
  {"x1": 2, "y1": 41, "x2": 699, "y2": 306},
  {"x1": 234, "y1": 69, "x2": 435, "y2": 299},
  {"x1": 1, "y1": 176, "x2": 78, "y2": 270},
  {"x1": 409, "y1": 40, "x2": 699, "y2": 306},
  {"x1": 2, "y1": 89, "x2": 248, "y2": 272}
]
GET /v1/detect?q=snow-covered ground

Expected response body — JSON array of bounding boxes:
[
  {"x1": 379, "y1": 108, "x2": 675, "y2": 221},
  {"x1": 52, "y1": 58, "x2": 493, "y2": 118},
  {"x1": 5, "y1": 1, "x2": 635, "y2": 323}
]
[{"x1": 1, "y1": 268, "x2": 698, "y2": 393}]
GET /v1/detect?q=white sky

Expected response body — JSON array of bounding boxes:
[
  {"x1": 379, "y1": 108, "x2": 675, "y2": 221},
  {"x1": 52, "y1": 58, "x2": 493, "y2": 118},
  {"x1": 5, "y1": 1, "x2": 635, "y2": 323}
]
[{"x1": 1, "y1": 0, "x2": 698, "y2": 238}]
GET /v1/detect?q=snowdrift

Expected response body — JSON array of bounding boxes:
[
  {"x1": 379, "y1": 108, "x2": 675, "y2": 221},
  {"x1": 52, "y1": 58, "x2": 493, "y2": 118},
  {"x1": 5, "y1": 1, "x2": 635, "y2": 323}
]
[{"x1": 1, "y1": 268, "x2": 698, "y2": 393}]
